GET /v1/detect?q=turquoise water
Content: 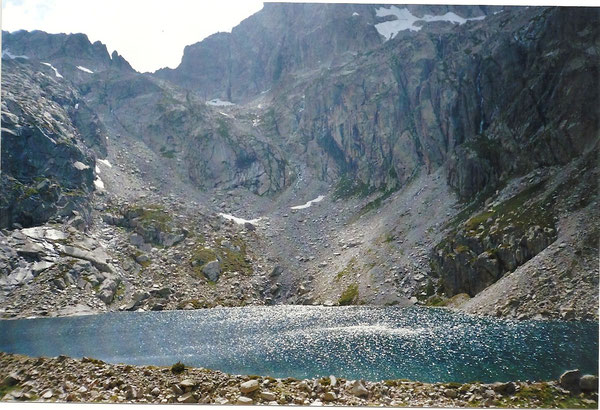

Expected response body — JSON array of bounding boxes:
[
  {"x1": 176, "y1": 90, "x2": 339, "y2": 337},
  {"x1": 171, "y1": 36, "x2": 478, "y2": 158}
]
[{"x1": 0, "y1": 306, "x2": 597, "y2": 383}]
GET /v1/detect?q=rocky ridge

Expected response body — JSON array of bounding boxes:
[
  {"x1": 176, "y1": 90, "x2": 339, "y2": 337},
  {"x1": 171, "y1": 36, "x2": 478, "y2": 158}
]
[{"x1": 0, "y1": 353, "x2": 597, "y2": 407}]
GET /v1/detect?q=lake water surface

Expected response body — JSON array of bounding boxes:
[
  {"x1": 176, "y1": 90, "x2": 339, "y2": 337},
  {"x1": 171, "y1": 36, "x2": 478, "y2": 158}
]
[{"x1": 0, "y1": 306, "x2": 597, "y2": 383}]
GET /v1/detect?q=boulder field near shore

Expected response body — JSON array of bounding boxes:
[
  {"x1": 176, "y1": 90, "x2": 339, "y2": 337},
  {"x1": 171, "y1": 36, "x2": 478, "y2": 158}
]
[{"x1": 0, "y1": 352, "x2": 597, "y2": 407}]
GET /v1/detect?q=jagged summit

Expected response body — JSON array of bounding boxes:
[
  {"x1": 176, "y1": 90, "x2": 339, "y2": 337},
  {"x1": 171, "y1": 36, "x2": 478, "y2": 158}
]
[
  {"x1": 2, "y1": 29, "x2": 135, "y2": 76},
  {"x1": 154, "y1": 3, "x2": 501, "y2": 103}
]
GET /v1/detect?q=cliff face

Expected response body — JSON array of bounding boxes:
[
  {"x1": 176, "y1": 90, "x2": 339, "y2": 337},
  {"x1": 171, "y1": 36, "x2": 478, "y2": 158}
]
[
  {"x1": 0, "y1": 58, "x2": 106, "y2": 229},
  {"x1": 266, "y1": 7, "x2": 598, "y2": 195}
]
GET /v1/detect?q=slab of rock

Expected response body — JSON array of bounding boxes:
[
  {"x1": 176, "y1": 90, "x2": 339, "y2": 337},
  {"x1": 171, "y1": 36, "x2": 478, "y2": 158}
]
[
  {"x1": 179, "y1": 379, "x2": 196, "y2": 390},
  {"x1": 580, "y1": 375, "x2": 598, "y2": 392},
  {"x1": 202, "y1": 260, "x2": 221, "y2": 282},
  {"x1": 350, "y1": 380, "x2": 369, "y2": 397},
  {"x1": 560, "y1": 369, "x2": 581, "y2": 391},
  {"x1": 323, "y1": 391, "x2": 337, "y2": 401},
  {"x1": 236, "y1": 396, "x2": 253, "y2": 405},
  {"x1": 240, "y1": 379, "x2": 260, "y2": 394},
  {"x1": 177, "y1": 392, "x2": 197, "y2": 403},
  {"x1": 260, "y1": 391, "x2": 277, "y2": 401}
]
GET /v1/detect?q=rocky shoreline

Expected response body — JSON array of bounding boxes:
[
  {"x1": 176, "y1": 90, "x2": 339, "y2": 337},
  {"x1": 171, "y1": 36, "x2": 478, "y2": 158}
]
[{"x1": 0, "y1": 352, "x2": 597, "y2": 407}]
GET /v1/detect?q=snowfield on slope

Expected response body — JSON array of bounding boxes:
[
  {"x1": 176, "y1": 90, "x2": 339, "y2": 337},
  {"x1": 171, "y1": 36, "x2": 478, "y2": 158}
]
[
  {"x1": 374, "y1": 6, "x2": 486, "y2": 40},
  {"x1": 219, "y1": 213, "x2": 261, "y2": 225},
  {"x1": 77, "y1": 65, "x2": 94, "y2": 74},
  {"x1": 290, "y1": 195, "x2": 325, "y2": 210},
  {"x1": 41, "y1": 62, "x2": 63, "y2": 78}
]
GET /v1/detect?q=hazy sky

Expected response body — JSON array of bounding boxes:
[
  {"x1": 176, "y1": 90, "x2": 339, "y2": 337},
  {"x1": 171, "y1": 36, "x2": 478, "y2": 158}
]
[
  {"x1": 2, "y1": 0, "x2": 264, "y2": 72},
  {"x1": 1, "y1": 0, "x2": 588, "y2": 73}
]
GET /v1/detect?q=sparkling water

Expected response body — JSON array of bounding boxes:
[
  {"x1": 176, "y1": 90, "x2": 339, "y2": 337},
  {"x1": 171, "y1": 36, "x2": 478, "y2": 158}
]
[{"x1": 0, "y1": 306, "x2": 597, "y2": 383}]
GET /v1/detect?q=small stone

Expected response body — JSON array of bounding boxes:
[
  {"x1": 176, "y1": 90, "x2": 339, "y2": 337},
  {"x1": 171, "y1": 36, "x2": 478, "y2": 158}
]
[
  {"x1": 310, "y1": 399, "x2": 324, "y2": 406},
  {"x1": 180, "y1": 379, "x2": 196, "y2": 390},
  {"x1": 236, "y1": 396, "x2": 253, "y2": 405},
  {"x1": 329, "y1": 375, "x2": 337, "y2": 387},
  {"x1": 151, "y1": 387, "x2": 161, "y2": 396},
  {"x1": 41, "y1": 390, "x2": 53, "y2": 399},
  {"x1": 580, "y1": 375, "x2": 599, "y2": 392},
  {"x1": 177, "y1": 392, "x2": 197, "y2": 403},
  {"x1": 323, "y1": 391, "x2": 337, "y2": 401},
  {"x1": 240, "y1": 379, "x2": 260, "y2": 394},
  {"x1": 444, "y1": 388, "x2": 458, "y2": 398},
  {"x1": 260, "y1": 391, "x2": 277, "y2": 401},
  {"x1": 171, "y1": 384, "x2": 184, "y2": 395},
  {"x1": 350, "y1": 380, "x2": 369, "y2": 397}
]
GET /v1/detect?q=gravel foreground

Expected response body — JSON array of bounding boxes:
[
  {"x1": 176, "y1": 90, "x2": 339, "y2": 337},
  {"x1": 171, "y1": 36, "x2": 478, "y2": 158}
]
[{"x1": 0, "y1": 352, "x2": 597, "y2": 407}]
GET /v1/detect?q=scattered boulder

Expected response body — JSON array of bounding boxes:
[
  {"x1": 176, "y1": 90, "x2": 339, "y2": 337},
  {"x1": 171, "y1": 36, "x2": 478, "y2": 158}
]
[
  {"x1": 3, "y1": 372, "x2": 21, "y2": 386},
  {"x1": 202, "y1": 260, "x2": 221, "y2": 282},
  {"x1": 180, "y1": 379, "x2": 196, "y2": 391},
  {"x1": 580, "y1": 375, "x2": 598, "y2": 392},
  {"x1": 323, "y1": 391, "x2": 337, "y2": 401},
  {"x1": 492, "y1": 381, "x2": 516, "y2": 395},
  {"x1": 177, "y1": 392, "x2": 197, "y2": 403},
  {"x1": 260, "y1": 391, "x2": 277, "y2": 401},
  {"x1": 559, "y1": 369, "x2": 581, "y2": 391},
  {"x1": 270, "y1": 265, "x2": 283, "y2": 277},
  {"x1": 349, "y1": 380, "x2": 369, "y2": 397},
  {"x1": 240, "y1": 379, "x2": 260, "y2": 394},
  {"x1": 236, "y1": 396, "x2": 253, "y2": 405}
]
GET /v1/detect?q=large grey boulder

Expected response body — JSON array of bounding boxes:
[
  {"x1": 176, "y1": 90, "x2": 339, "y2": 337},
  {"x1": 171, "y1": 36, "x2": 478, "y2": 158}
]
[
  {"x1": 580, "y1": 375, "x2": 598, "y2": 392},
  {"x1": 202, "y1": 260, "x2": 221, "y2": 282},
  {"x1": 559, "y1": 369, "x2": 581, "y2": 391}
]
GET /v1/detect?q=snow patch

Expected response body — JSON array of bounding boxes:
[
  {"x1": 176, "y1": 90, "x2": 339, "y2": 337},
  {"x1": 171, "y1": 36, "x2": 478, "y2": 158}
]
[
  {"x1": 352, "y1": 12, "x2": 360, "y2": 16},
  {"x1": 73, "y1": 161, "x2": 90, "y2": 171},
  {"x1": 77, "y1": 65, "x2": 94, "y2": 74},
  {"x1": 290, "y1": 195, "x2": 325, "y2": 210},
  {"x1": 95, "y1": 165, "x2": 101, "y2": 174},
  {"x1": 94, "y1": 177, "x2": 105, "y2": 190},
  {"x1": 374, "y1": 6, "x2": 486, "y2": 40},
  {"x1": 252, "y1": 117, "x2": 260, "y2": 127},
  {"x1": 206, "y1": 99, "x2": 235, "y2": 106},
  {"x1": 2, "y1": 49, "x2": 29, "y2": 60},
  {"x1": 218, "y1": 213, "x2": 261, "y2": 225},
  {"x1": 97, "y1": 159, "x2": 112, "y2": 168},
  {"x1": 41, "y1": 62, "x2": 63, "y2": 78}
]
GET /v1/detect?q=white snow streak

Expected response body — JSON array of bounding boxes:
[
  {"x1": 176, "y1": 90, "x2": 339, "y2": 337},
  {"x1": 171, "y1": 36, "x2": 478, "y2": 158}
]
[
  {"x1": 77, "y1": 65, "x2": 94, "y2": 74},
  {"x1": 41, "y1": 62, "x2": 63, "y2": 78},
  {"x1": 374, "y1": 6, "x2": 486, "y2": 40},
  {"x1": 97, "y1": 159, "x2": 113, "y2": 168},
  {"x1": 2, "y1": 49, "x2": 29, "y2": 60},
  {"x1": 218, "y1": 213, "x2": 261, "y2": 225},
  {"x1": 290, "y1": 195, "x2": 325, "y2": 210}
]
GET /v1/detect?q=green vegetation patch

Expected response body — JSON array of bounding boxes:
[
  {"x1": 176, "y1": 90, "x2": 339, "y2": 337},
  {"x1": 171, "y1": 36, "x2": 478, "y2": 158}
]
[
  {"x1": 336, "y1": 257, "x2": 357, "y2": 281},
  {"x1": 159, "y1": 146, "x2": 176, "y2": 159},
  {"x1": 339, "y1": 283, "x2": 359, "y2": 306},
  {"x1": 171, "y1": 361, "x2": 185, "y2": 374},
  {"x1": 190, "y1": 236, "x2": 253, "y2": 279},
  {"x1": 128, "y1": 204, "x2": 173, "y2": 232},
  {"x1": 509, "y1": 382, "x2": 597, "y2": 409},
  {"x1": 333, "y1": 175, "x2": 374, "y2": 200}
]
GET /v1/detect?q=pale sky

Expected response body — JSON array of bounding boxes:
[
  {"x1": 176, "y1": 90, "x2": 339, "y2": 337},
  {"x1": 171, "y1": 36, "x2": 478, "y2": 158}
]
[
  {"x1": 1, "y1": 0, "x2": 591, "y2": 73},
  {"x1": 1, "y1": 0, "x2": 265, "y2": 73}
]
